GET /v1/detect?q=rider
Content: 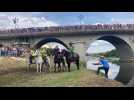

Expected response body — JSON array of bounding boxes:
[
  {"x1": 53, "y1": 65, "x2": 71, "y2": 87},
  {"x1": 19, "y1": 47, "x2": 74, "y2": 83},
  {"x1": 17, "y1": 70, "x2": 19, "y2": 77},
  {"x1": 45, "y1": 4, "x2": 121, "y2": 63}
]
[
  {"x1": 40, "y1": 47, "x2": 48, "y2": 60},
  {"x1": 54, "y1": 45, "x2": 60, "y2": 55},
  {"x1": 69, "y1": 42, "x2": 74, "y2": 58}
]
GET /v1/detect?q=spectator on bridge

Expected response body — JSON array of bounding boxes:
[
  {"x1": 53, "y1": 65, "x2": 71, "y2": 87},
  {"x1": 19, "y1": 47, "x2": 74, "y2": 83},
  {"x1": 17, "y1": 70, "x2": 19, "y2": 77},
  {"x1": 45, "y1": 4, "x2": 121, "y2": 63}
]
[{"x1": 93, "y1": 55, "x2": 110, "y2": 79}]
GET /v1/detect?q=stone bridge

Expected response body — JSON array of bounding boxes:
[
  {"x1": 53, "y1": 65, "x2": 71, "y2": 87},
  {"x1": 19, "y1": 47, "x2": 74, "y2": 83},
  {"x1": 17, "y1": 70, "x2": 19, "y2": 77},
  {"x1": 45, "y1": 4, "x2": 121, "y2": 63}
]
[{"x1": 1, "y1": 24, "x2": 134, "y2": 85}]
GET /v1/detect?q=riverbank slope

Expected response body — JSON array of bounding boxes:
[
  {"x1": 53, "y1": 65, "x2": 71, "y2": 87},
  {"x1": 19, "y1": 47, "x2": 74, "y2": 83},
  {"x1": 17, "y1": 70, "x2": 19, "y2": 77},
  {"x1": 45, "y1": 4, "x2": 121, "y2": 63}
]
[{"x1": 0, "y1": 57, "x2": 123, "y2": 87}]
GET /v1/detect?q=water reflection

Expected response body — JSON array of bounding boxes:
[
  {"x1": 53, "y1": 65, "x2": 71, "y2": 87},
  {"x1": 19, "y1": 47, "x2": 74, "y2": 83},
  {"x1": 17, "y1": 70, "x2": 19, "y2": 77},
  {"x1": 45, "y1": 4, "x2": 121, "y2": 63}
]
[{"x1": 87, "y1": 57, "x2": 120, "y2": 80}]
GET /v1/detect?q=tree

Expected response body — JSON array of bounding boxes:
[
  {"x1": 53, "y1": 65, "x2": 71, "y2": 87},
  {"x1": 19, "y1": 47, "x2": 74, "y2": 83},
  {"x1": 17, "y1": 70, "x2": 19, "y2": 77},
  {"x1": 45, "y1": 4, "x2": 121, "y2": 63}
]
[{"x1": 91, "y1": 49, "x2": 119, "y2": 58}]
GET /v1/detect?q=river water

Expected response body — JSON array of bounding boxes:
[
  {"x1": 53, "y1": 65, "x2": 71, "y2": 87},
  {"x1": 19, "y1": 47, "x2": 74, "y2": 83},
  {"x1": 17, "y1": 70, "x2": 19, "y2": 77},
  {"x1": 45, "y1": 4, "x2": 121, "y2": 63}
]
[{"x1": 86, "y1": 57, "x2": 120, "y2": 80}]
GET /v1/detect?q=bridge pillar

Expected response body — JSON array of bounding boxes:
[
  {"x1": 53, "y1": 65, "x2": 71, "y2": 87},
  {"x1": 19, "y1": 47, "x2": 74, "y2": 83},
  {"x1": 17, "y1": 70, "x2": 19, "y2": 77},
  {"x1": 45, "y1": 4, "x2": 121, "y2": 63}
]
[
  {"x1": 73, "y1": 42, "x2": 89, "y2": 64},
  {"x1": 126, "y1": 76, "x2": 134, "y2": 86},
  {"x1": 115, "y1": 58, "x2": 134, "y2": 85}
]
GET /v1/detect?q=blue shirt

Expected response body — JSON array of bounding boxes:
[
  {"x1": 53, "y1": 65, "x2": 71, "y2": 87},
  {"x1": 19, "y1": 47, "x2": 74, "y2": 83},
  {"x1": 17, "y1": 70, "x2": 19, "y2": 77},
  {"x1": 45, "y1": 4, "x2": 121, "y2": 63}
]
[{"x1": 100, "y1": 59, "x2": 110, "y2": 68}]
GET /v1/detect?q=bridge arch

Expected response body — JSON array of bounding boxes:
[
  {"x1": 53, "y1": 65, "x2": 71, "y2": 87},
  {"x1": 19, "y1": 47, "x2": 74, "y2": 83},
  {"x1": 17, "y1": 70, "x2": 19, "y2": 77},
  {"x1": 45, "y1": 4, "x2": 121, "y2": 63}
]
[
  {"x1": 94, "y1": 35, "x2": 134, "y2": 84},
  {"x1": 35, "y1": 37, "x2": 69, "y2": 49},
  {"x1": 97, "y1": 35, "x2": 134, "y2": 59}
]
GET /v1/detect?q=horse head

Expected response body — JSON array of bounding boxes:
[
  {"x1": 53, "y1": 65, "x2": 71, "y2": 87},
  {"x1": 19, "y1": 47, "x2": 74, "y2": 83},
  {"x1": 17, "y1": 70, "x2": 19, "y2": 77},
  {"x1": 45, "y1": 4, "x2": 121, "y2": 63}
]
[{"x1": 61, "y1": 49, "x2": 67, "y2": 57}]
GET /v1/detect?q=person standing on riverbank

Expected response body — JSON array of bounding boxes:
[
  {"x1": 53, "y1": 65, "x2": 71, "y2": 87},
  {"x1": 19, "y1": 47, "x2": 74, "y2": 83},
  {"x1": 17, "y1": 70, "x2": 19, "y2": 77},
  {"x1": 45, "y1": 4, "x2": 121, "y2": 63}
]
[{"x1": 93, "y1": 55, "x2": 110, "y2": 79}]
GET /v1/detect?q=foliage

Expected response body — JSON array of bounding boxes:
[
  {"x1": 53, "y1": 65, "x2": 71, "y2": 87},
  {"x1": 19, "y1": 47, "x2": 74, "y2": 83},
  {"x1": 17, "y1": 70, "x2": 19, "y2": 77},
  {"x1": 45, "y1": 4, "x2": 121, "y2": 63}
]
[{"x1": 92, "y1": 49, "x2": 119, "y2": 58}]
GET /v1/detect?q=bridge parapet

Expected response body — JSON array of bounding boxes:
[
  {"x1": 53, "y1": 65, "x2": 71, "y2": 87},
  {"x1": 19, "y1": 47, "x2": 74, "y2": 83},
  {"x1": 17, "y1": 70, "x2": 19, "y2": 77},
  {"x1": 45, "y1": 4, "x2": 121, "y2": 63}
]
[{"x1": 1, "y1": 24, "x2": 134, "y2": 37}]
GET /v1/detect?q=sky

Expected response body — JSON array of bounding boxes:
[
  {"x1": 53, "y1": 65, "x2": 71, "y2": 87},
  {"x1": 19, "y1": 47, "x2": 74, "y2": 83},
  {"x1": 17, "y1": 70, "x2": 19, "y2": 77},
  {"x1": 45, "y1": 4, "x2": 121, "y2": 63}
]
[
  {"x1": 1, "y1": 12, "x2": 134, "y2": 29},
  {"x1": 87, "y1": 40, "x2": 115, "y2": 54},
  {"x1": 0, "y1": 12, "x2": 134, "y2": 53}
]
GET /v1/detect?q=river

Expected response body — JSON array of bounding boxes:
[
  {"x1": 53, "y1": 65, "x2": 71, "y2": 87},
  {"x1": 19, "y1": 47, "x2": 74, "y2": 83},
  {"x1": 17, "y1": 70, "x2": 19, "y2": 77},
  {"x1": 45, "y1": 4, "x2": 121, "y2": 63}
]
[{"x1": 86, "y1": 57, "x2": 120, "y2": 80}]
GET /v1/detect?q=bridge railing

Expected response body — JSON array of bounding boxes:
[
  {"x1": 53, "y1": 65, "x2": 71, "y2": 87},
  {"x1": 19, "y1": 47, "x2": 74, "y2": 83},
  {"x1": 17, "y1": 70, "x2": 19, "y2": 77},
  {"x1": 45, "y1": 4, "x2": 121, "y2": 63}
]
[{"x1": 0, "y1": 24, "x2": 134, "y2": 35}]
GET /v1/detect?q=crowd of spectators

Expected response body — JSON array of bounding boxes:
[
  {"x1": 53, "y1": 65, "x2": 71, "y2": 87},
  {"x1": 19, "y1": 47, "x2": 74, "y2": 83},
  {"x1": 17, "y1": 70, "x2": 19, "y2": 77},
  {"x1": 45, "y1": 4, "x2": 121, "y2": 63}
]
[
  {"x1": 0, "y1": 24, "x2": 134, "y2": 34},
  {"x1": 0, "y1": 45, "x2": 26, "y2": 57}
]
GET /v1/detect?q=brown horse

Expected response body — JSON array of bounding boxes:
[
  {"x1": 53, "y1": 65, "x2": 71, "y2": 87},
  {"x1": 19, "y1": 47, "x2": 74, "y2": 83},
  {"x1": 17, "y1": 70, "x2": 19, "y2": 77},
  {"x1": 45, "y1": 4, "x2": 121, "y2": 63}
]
[
  {"x1": 61, "y1": 49, "x2": 80, "y2": 72},
  {"x1": 53, "y1": 49, "x2": 66, "y2": 72}
]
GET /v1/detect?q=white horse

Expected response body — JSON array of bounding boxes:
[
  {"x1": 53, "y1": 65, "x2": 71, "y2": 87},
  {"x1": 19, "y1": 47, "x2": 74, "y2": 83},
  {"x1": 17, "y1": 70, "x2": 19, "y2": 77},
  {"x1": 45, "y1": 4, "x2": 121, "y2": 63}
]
[
  {"x1": 34, "y1": 49, "x2": 43, "y2": 73},
  {"x1": 26, "y1": 48, "x2": 51, "y2": 73}
]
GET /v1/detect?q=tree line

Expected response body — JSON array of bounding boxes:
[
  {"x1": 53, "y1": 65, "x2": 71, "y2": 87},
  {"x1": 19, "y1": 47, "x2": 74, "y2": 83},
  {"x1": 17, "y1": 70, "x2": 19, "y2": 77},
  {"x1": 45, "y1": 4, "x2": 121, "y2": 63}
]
[{"x1": 92, "y1": 49, "x2": 119, "y2": 58}]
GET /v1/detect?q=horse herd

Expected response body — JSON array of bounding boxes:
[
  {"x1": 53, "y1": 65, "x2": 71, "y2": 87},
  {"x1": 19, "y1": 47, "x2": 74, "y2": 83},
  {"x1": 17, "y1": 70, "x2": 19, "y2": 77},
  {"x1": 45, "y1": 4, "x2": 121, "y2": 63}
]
[{"x1": 28, "y1": 48, "x2": 80, "y2": 73}]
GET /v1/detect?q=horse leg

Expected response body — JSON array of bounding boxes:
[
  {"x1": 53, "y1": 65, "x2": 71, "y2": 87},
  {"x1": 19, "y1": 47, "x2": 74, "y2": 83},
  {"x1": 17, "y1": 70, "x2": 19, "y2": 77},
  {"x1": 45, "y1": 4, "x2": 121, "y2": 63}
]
[
  {"x1": 43, "y1": 63, "x2": 45, "y2": 73},
  {"x1": 37, "y1": 64, "x2": 39, "y2": 72},
  {"x1": 28, "y1": 64, "x2": 30, "y2": 71},
  {"x1": 59, "y1": 63, "x2": 61, "y2": 72},
  {"x1": 76, "y1": 59, "x2": 80, "y2": 70},
  {"x1": 62, "y1": 61, "x2": 66, "y2": 71},
  {"x1": 44, "y1": 63, "x2": 47, "y2": 73},
  {"x1": 58, "y1": 62, "x2": 62, "y2": 72},
  {"x1": 47, "y1": 62, "x2": 50, "y2": 73},
  {"x1": 47, "y1": 58, "x2": 50, "y2": 73},
  {"x1": 39, "y1": 64, "x2": 41, "y2": 72},
  {"x1": 67, "y1": 62, "x2": 71, "y2": 72},
  {"x1": 40, "y1": 63, "x2": 42, "y2": 73},
  {"x1": 46, "y1": 63, "x2": 48, "y2": 73},
  {"x1": 49, "y1": 63, "x2": 50, "y2": 72},
  {"x1": 54, "y1": 63, "x2": 56, "y2": 72},
  {"x1": 45, "y1": 63, "x2": 48, "y2": 73},
  {"x1": 41, "y1": 63, "x2": 43, "y2": 72},
  {"x1": 45, "y1": 59, "x2": 50, "y2": 73},
  {"x1": 58, "y1": 63, "x2": 60, "y2": 72}
]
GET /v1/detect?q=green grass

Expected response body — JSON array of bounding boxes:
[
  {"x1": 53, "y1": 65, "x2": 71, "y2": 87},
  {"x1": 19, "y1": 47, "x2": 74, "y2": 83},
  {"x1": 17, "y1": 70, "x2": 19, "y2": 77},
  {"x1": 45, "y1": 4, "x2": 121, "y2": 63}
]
[{"x1": 0, "y1": 57, "x2": 123, "y2": 87}]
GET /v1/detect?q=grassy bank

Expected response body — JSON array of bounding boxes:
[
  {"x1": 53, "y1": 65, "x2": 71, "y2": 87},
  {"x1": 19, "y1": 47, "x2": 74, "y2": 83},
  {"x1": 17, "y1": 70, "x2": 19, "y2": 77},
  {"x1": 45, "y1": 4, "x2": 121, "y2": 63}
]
[{"x1": 0, "y1": 57, "x2": 123, "y2": 87}]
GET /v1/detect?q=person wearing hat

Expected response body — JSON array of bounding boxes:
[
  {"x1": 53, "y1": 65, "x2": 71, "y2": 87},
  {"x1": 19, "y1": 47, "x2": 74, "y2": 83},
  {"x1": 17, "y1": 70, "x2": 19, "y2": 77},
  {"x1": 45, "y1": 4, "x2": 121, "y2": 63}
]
[
  {"x1": 69, "y1": 42, "x2": 74, "y2": 54},
  {"x1": 69, "y1": 42, "x2": 75, "y2": 59},
  {"x1": 54, "y1": 45, "x2": 60, "y2": 55},
  {"x1": 40, "y1": 47, "x2": 48, "y2": 60},
  {"x1": 93, "y1": 55, "x2": 110, "y2": 79}
]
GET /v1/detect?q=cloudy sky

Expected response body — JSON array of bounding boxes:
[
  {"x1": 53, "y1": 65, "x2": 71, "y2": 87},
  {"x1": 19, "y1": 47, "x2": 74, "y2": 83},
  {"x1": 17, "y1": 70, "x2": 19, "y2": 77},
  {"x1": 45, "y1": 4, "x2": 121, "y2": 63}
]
[
  {"x1": 1, "y1": 12, "x2": 134, "y2": 29},
  {"x1": 0, "y1": 12, "x2": 134, "y2": 53}
]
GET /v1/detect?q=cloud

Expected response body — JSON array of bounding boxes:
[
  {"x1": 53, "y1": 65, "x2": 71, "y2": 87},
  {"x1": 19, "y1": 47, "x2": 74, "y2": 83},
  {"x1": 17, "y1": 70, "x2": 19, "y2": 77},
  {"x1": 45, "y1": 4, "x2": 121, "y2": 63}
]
[
  {"x1": 87, "y1": 45, "x2": 115, "y2": 54},
  {"x1": 0, "y1": 12, "x2": 58, "y2": 30},
  {"x1": 93, "y1": 23, "x2": 103, "y2": 25},
  {"x1": 88, "y1": 40, "x2": 116, "y2": 53},
  {"x1": 111, "y1": 18, "x2": 134, "y2": 24},
  {"x1": 92, "y1": 17, "x2": 134, "y2": 25},
  {"x1": 90, "y1": 40, "x2": 113, "y2": 46}
]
